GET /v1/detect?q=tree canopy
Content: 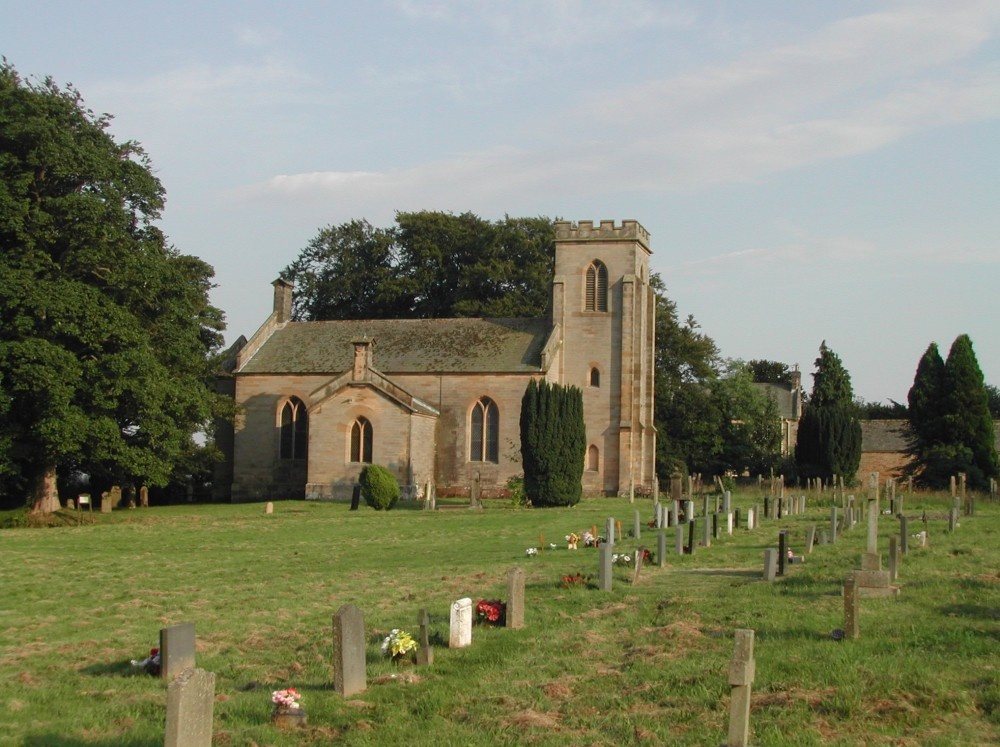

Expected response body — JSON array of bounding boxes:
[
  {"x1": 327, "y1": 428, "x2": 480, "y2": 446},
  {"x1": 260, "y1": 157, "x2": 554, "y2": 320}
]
[
  {"x1": 0, "y1": 63, "x2": 227, "y2": 511},
  {"x1": 794, "y1": 342, "x2": 862, "y2": 481}
]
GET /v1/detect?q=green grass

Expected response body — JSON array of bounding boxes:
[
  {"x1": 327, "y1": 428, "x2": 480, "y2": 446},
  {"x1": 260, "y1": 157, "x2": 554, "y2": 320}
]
[{"x1": 1, "y1": 491, "x2": 998, "y2": 746}]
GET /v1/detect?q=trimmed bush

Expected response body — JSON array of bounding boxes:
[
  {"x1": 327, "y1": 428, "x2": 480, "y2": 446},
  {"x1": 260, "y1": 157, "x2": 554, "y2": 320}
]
[{"x1": 358, "y1": 464, "x2": 400, "y2": 510}]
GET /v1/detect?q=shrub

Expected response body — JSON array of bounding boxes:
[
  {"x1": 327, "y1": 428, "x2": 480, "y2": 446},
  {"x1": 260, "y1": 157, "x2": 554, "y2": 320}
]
[{"x1": 358, "y1": 465, "x2": 400, "y2": 510}]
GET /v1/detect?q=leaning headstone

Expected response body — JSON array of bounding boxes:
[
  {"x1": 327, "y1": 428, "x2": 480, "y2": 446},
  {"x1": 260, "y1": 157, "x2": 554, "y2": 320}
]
[
  {"x1": 160, "y1": 623, "x2": 196, "y2": 682},
  {"x1": 449, "y1": 598, "x2": 473, "y2": 648},
  {"x1": 506, "y1": 568, "x2": 525, "y2": 629},
  {"x1": 164, "y1": 667, "x2": 215, "y2": 747},
  {"x1": 598, "y1": 544, "x2": 613, "y2": 592},
  {"x1": 333, "y1": 604, "x2": 366, "y2": 696},
  {"x1": 805, "y1": 525, "x2": 816, "y2": 554},
  {"x1": 265, "y1": 501, "x2": 273, "y2": 515},
  {"x1": 726, "y1": 629, "x2": 756, "y2": 747},
  {"x1": 631, "y1": 547, "x2": 645, "y2": 585},
  {"x1": 843, "y1": 574, "x2": 860, "y2": 639},
  {"x1": 416, "y1": 608, "x2": 433, "y2": 666},
  {"x1": 762, "y1": 549, "x2": 778, "y2": 582}
]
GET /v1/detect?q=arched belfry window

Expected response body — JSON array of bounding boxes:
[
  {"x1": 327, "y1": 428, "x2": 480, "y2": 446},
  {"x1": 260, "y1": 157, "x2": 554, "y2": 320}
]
[
  {"x1": 470, "y1": 397, "x2": 499, "y2": 463},
  {"x1": 585, "y1": 261, "x2": 608, "y2": 312},
  {"x1": 350, "y1": 417, "x2": 373, "y2": 463},
  {"x1": 587, "y1": 445, "x2": 599, "y2": 472},
  {"x1": 279, "y1": 398, "x2": 308, "y2": 460},
  {"x1": 589, "y1": 367, "x2": 600, "y2": 387}
]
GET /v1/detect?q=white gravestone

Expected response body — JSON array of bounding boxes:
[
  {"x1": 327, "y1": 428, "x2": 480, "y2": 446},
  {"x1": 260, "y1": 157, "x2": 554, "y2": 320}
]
[{"x1": 449, "y1": 598, "x2": 473, "y2": 648}]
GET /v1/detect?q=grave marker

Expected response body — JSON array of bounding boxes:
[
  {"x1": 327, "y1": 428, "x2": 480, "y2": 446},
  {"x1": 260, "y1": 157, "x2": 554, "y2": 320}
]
[
  {"x1": 726, "y1": 629, "x2": 756, "y2": 747},
  {"x1": 844, "y1": 575, "x2": 859, "y2": 639},
  {"x1": 675, "y1": 524, "x2": 684, "y2": 556},
  {"x1": 506, "y1": 568, "x2": 525, "y2": 629},
  {"x1": 657, "y1": 531, "x2": 667, "y2": 568},
  {"x1": 598, "y1": 544, "x2": 613, "y2": 591},
  {"x1": 805, "y1": 525, "x2": 816, "y2": 554},
  {"x1": 762, "y1": 549, "x2": 778, "y2": 582},
  {"x1": 416, "y1": 608, "x2": 433, "y2": 665},
  {"x1": 633, "y1": 509, "x2": 642, "y2": 540},
  {"x1": 449, "y1": 598, "x2": 473, "y2": 648},
  {"x1": 164, "y1": 667, "x2": 215, "y2": 747},
  {"x1": 159, "y1": 623, "x2": 196, "y2": 682},
  {"x1": 333, "y1": 604, "x2": 366, "y2": 696},
  {"x1": 777, "y1": 531, "x2": 788, "y2": 576},
  {"x1": 265, "y1": 501, "x2": 273, "y2": 515}
]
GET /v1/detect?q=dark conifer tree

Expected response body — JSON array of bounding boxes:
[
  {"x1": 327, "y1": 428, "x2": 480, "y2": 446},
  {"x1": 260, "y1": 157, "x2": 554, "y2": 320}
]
[{"x1": 519, "y1": 380, "x2": 585, "y2": 506}]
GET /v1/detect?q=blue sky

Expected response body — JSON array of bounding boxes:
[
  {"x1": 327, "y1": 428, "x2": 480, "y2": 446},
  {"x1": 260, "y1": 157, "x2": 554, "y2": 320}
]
[{"x1": 4, "y1": 0, "x2": 998, "y2": 404}]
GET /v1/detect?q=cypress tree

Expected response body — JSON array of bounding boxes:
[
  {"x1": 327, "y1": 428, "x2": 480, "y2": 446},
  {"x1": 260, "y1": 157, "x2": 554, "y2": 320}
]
[
  {"x1": 794, "y1": 342, "x2": 862, "y2": 481},
  {"x1": 942, "y1": 335, "x2": 998, "y2": 488},
  {"x1": 519, "y1": 380, "x2": 585, "y2": 506},
  {"x1": 907, "y1": 343, "x2": 947, "y2": 448}
]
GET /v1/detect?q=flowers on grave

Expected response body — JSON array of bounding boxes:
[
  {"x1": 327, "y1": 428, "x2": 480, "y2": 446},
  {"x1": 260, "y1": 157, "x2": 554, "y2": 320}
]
[
  {"x1": 582, "y1": 531, "x2": 600, "y2": 548},
  {"x1": 640, "y1": 548, "x2": 653, "y2": 564},
  {"x1": 130, "y1": 647, "x2": 160, "y2": 676},
  {"x1": 525, "y1": 547, "x2": 538, "y2": 557},
  {"x1": 381, "y1": 629, "x2": 418, "y2": 660},
  {"x1": 612, "y1": 553, "x2": 633, "y2": 567},
  {"x1": 560, "y1": 572, "x2": 592, "y2": 588},
  {"x1": 475, "y1": 599, "x2": 506, "y2": 626},
  {"x1": 549, "y1": 543, "x2": 557, "y2": 551},
  {"x1": 272, "y1": 688, "x2": 302, "y2": 711},
  {"x1": 565, "y1": 532, "x2": 581, "y2": 549}
]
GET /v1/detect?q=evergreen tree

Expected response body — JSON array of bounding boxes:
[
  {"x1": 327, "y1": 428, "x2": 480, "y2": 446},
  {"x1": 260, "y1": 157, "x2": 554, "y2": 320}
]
[
  {"x1": 794, "y1": 342, "x2": 862, "y2": 481},
  {"x1": 519, "y1": 379, "x2": 585, "y2": 506},
  {"x1": 907, "y1": 343, "x2": 947, "y2": 448}
]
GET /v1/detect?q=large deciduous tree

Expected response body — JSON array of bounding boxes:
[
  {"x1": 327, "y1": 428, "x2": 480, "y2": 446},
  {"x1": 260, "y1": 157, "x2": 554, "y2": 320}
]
[
  {"x1": 794, "y1": 342, "x2": 862, "y2": 481},
  {"x1": 0, "y1": 63, "x2": 227, "y2": 512},
  {"x1": 710, "y1": 361, "x2": 782, "y2": 477},
  {"x1": 519, "y1": 379, "x2": 585, "y2": 507}
]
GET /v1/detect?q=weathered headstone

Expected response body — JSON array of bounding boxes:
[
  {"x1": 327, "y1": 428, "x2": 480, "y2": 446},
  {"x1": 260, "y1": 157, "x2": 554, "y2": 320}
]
[
  {"x1": 449, "y1": 598, "x2": 473, "y2": 648},
  {"x1": 506, "y1": 567, "x2": 525, "y2": 629},
  {"x1": 723, "y1": 490, "x2": 732, "y2": 514},
  {"x1": 899, "y1": 515, "x2": 909, "y2": 555},
  {"x1": 598, "y1": 544, "x2": 613, "y2": 591},
  {"x1": 777, "y1": 531, "x2": 788, "y2": 576},
  {"x1": 633, "y1": 509, "x2": 642, "y2": 540},
  {"x1": 100, "y1": 491, "x2": 112, "y2": 513},
  {"x1": 110, "y1": 484, "x2": 122, "y2": 508},
  {"x1": 631, "y1": 547, "x2": 645, "y2": 585},
  {"x1": 703, "y1": 515, "x2": 712, "y2": 548},
  {"x1": 333, "y1": 604, "x2": 366, "y2": 696},
  {"x1": 762, "y1": 549, "x2": 778, "y2": 582},
  {"x1": 139, "y1": 485, "x2": 149, "y2": 507},
  {"x1": 265, "y1": 501, "x2": 273, "y2": 515},
  {"x1": 657, "y1": 531, "x2": 667, "y2": 568},
  {"x1": 606, "y1": 517, "x2": 616, "y2": 545},
  {"x1": 160, "y1": 623, "x2": 196, "y2": 681},
  {"x1": 805, "y1": 525, "x2": 816, "y2": 554},
  {"x1": 843, "y1": 574, "x2": 859, "y2": 639},
  {"x1": 670, "y1": 472, "x2": 682, "y2": 502},
  {"x1": 830, "y1": 506, "x2": 839, "y2": 543},
  {"x1": 164, "y1": 667, "x2": 215, "y2": 747},
  {"x1": 416, "y1": 608, "x2": 433, "y2": 666},
  {"x1": 948, "y1": 507, "x2": 958, "y2": 532},
  {"x1": 685, "y1": 500, "x2": 695, "y2": 523},
  {"x1": 675, "y1": 524, "x2": 684, "y2": 556},
  {"x1": 470, "y1": 472, "x2": 482, "y2": 510},
  {"x1": 726, "y1": 629, "x2": 756, "y2": 747},
  {"x1": 726, "y1": 512, "x2": 734, "y2": 535},
  {"x1": 888, "y1": 536, "x2": 899, "y2": 582},
  {"x1": 687, "y1": 519, "x2": 696, "y2": 555}
]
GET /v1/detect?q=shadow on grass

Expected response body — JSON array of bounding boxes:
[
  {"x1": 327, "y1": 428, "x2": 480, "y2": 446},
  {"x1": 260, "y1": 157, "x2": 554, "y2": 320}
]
[
  {"x1": 79, "y1": 660, "x2": 145, "y2": 677},
  {"x1": 675, "y1": 568, "x2": 761, "y2": 578},
  {"x1": 24, "y1": 736, "x2": 160, "y2": 747},
  {"x1": 938, "y1": 603, "x2": 1000, "y2": 621}
]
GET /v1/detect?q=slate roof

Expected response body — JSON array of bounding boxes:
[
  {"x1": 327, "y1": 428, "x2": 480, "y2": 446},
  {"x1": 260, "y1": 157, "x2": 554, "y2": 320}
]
[
  {"x1": 238, "y1": 317, "x2": 553, "y2": 375},
  {"x1": 860, "y1": 420, "x2": 911, "y2": 452},
  {"x1": 752, "y1": 382, "x2": 800, "y2": 420}
]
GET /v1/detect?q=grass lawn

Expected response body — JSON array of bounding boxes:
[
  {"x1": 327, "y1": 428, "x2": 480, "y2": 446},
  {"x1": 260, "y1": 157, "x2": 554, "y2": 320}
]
[{"x1": 1, "y1": 490, "x2": 998, "y2": 746}]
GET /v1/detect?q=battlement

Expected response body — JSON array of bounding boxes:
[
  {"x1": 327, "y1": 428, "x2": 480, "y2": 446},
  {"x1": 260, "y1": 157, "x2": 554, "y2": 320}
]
[{"x1": 554, "y1": 219, "x2": 650, "y2": 250}]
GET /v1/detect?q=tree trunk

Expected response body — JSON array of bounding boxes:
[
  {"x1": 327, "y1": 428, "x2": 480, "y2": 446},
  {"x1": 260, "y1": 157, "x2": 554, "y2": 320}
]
[{"x1": 29, "y1": 464, "x2": 61, "y2": 514}]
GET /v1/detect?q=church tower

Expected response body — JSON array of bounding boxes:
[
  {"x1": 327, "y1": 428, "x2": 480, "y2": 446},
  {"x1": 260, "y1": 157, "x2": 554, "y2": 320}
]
[{"x1": 551, "y1": 220, "x2": 656, "y2": 496}]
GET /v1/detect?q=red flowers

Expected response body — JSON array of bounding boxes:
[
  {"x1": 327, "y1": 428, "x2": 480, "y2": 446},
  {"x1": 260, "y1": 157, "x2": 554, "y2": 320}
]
[{"x1": 476, "y1": 599, "x2": 506, "y2": 625}]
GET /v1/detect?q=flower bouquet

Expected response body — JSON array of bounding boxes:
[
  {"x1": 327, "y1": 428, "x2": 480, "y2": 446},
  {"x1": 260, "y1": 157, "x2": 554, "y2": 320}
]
[
  {"x1": 565, "y1": 532, "x2": 581, "y2": 550},
  {"x1": 271, "y1": 687, "x2": 307, "y2": 728},
  {"x1": 475, "y1": 599, "x2": 506, "y2": 626},
  {"x1": 381, "y1": 629, "x2": 418, "y2": 661}
]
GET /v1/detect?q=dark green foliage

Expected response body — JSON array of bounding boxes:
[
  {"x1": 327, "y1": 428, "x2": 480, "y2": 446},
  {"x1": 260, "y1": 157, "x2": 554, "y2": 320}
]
[
  {"x1": 358, "y1": 464, "x2": 400, "y2": 510},
  {"x1": 0, "y1": 63, "x2": 227, "y2": 510},
  {"x1": 857, "y1": 399, "x2": 908, "y2": 419},
  {"x1": 283, "y1": 212, "x2": 555, "y2": 321},
  {"x1": 794, "y1": 342, "x2": 862, "y2": 480},
  {"x1": 906, "y1": 336, "x2": 998, "y2": 490},
  {"x1": 519, "y1": 380, "x2": 585, "y2": 506},
  {"x1": 746, "y1": 359, "x2": 793, "y2": 386},
  {"x1": 710, "y1": 362, "x2": 782, "y2": 476}
]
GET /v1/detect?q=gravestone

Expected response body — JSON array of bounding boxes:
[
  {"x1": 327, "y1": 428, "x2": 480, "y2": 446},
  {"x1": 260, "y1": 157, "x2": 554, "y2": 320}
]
[
  {"x1": 470, "y1": 473, "x2": 482, "y2": 510},
  {"x1": 687, "y1": 520, "x2": 696, "y2": 555},
  {"x1": 685, "y1": 500, "x2": 694, "y2": 523},
  {"x1": 726, "y1": 629, "x2": 756, "y2": 747},
  {"x1": 350, "y1": 485, "x2": 361, "y2": 511},
  {"x1": 777, "y1": 531, "x2": 788, "y2": 576},
  {"x1": 598, "y1": 544, "x2": 613, "y2": 591},
  {"x1": 110, "y1": 484, "x2": 122, "y2": 508},
  {"x1": 160, "y1": 623, "x2": 196, "y2": 681},
  {"x1": 726, "y1": 512, "x2": 734, "y2": 536},
  {"x1": 843, "y1": 575, "x2": 859, "y2": 639},
  {"x1": 762, "y1": 549, "x2": 778, "y2": 582},
  {"x1": 100, "y1": 491, "x2": 112, "y2": 513},
  {"x1": 899, "y1": 515, "x2": 909, "y2": 554},
  {"x1": 631, "y1": 547, "x2": 645, "y2": 585},
  {"x1": 752, "y1": 504, "x2": 760, "y2": 529},
  {"x1": 449, "y1": 598, "x2": 473, "y2": 648},
  {"x1": 333, "y1": 604, "x2": 366, "y2": 696},
  {"x1": 164, "y1": 667, "x2": 215, "y2": 747},
  {"x1": 805, "y1": 525, "x2": 816, "y2": 554},
  {"x1": 670, "y1": 472, "x2": 682, "y2": 502},
  {"x1": 830, "y1": 507, "x2": 839, "y2": 543},
  {"x1": 675, "y1": 524, "x2": 684, "y2": 556},
  {"x1": 633, "y1": 509, "x2": 641, "y2": 540},
  {"x1": 703, "y1": 515, "x2": 712, "y2": 548},
  {"x1": 416, "y1": 608, "x2": 433, "y2": 666},
  {"x1": 657, "y1": 531, "x2": 667, "y2": 568},
  {"x1": 723, "y1": 490, "x2": 732, "y2": 514},
  {"x1": 265, "y1": 502, "x2": 273, "y2": 515},
  {"x1": 888, "y1": 536, "x2": 899, "y2": 582},
  {"x1": 506, "y1": 567, "x2": 525, "y2": 629},
  {"x1": 139, "y1": 485, "x2": 149, "y2": 507},
  {"x1": 948, "y1": 508, "x2": 958, "y2": 532}
]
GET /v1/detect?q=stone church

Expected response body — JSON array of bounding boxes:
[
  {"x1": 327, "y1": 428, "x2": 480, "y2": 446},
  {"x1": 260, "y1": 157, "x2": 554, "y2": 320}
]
[{"x1": 217, "y1": 219, "x2": 656, "y2": 502}]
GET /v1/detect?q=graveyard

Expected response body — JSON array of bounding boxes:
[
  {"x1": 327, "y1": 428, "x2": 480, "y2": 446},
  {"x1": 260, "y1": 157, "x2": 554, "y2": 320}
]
[{"x1": 1, "y1": 486, "x2": 998, "y2": 746}]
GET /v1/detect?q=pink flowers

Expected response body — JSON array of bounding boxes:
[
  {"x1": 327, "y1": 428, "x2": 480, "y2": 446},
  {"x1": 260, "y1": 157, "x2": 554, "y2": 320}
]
[{"x1": 272, "y1": 688, "x2": 301, "y2": 710}]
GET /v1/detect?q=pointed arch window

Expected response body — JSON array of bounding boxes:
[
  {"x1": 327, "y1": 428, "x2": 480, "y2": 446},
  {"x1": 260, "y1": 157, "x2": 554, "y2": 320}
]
[
  {"x1": 587, "y1": 445, "x2": 599, "y2": 472},
  {"x1": 470, "y1": 397, "x2": 499, "y2": 463},
  {"x1": 279, "y1": 398, "x2": 308, "y2": 460},
  {"x1": 350, "y1": 417, "x2": 373, "y2": 463},
  {"x1": 585, "y1": 261, "x2": 608, "y2": 312}
]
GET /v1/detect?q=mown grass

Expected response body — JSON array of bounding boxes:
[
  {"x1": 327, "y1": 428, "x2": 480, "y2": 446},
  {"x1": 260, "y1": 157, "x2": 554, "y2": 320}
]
[{"x1": 1, "y1": 491, "x2": 998, "y2": 746}]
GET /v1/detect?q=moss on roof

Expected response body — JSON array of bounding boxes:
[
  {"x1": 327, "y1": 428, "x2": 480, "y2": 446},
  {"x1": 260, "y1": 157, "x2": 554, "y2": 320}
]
[{"x1": 238, "y1": 317, "x2": 552, "y2": 375}]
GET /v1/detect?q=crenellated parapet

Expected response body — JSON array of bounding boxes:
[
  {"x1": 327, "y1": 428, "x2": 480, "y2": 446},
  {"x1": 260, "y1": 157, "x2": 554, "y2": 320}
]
[{"x1": 554, "y1": 219, "x2": 650, "y2": 250}]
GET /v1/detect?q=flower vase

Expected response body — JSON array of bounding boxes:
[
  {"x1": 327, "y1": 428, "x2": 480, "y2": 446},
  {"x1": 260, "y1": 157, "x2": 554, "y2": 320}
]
[{"x1": 272, "y1": 706, "x2": 307, "y2": 729}]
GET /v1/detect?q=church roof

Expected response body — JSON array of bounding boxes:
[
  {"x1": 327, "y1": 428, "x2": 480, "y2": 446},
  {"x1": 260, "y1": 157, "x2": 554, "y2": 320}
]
[{"x1": 238, "y1": 317, "x2": 553, "y2": 375}]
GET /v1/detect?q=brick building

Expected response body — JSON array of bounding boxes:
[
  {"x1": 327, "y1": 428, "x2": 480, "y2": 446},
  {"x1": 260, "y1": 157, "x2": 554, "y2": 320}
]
[{"x1": 217, "y1": 219, "x2": 656, "y2": 502}]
